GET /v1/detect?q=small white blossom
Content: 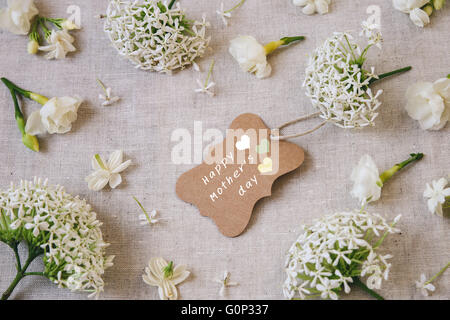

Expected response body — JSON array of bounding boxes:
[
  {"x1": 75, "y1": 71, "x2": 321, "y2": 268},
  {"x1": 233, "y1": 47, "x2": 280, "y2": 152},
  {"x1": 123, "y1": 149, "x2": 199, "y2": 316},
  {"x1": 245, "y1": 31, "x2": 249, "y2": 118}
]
[
  {"x1": 97, "y1": 79, "x2": 120, "y2": 106},
  {"x1": 415, "y1": 274, "x2": 435, "y2": 297},
  {"x1": 350, "y1": 155, "x2": 382, "y2": 206},
  {"x1": 405, "y1": 78, "x2": 450, "y2": 131},
  {"x1": 423, "y1": 177, "x2": 450, "y2": 216},
  {"x1": 195, "y1": 79, "x2": 216, "y2": 97},
  {"x1": 293, "y1": 0, "x2": 331, "y2": 15},
  {"x1": 62, "y1": 19, "x2": 80, "y2": 31},
  {"x1": 39, "y1": 29, "x2": 77, "y2": 60},
  {"x1": 85, "y1": 150, "x2": 132, "y2": 191},
  {"x1": 104, "y1": 0, "x2": 210, "y2": 74},
  {"x1": 216, "y1": 3, "x2": 232, "y2": 26},
  {"x1": 215, "y1": 271, "x2": 238, "y2": 296},
  {"x1": 143, "y1": 258, "x2": 190, "y2": 300},
  {"x1": 0, "y1": 0, "x2": 38, "y2": 35}
]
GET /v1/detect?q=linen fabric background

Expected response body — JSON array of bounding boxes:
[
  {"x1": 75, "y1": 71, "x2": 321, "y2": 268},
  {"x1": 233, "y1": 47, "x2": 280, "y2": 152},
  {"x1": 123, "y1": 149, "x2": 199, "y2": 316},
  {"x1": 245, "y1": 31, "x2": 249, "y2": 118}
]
[{"x1": 0, "y1": 0, "x2": 449, "y2": 300}]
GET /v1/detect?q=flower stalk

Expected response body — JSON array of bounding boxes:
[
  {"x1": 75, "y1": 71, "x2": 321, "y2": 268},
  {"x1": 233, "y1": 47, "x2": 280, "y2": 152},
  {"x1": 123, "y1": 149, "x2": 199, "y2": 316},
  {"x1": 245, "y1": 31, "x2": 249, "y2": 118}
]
[
  {"x1": 379, "y1": 153, "x2": 424, "y2": 185},
  {"x1": 370, "y1": 66, "x2": 412, "y2": 85},
  {"x1": 1, "y1": 244, "x2": 44, "y2": 300},
  {"x1": 1, "y1": 78, "x2": 40, "y2": 152},
  {"x1": 425, "y1": 262, "x2": 450, "y2": 285},
  {"x1": 352, "y1": 277, "x2": 384, "y2": 300},
  {"x1": 224, "y1": 0, "x2": 246, "y2": 13},
  {"x1": 264, "y1": 36, "x2": 305, "y2": 55}
]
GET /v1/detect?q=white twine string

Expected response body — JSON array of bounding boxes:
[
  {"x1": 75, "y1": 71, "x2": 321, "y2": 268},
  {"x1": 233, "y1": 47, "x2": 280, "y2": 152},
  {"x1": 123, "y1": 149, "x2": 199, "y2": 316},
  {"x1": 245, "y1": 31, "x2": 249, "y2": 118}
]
[{"x1": 270, "y1": 112, "x2": 327, "y2": 141}]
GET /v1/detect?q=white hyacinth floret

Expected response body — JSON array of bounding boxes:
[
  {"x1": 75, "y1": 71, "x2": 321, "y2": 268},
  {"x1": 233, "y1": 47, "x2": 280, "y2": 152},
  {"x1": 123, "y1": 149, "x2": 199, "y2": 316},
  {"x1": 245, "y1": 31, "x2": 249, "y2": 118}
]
[
  {"x1": 104, "y1": 0, "x2": 210, "y2": 74},
  {"x1": 0, "y1": 178, "x2": 114, "y2": 299},
  {"x1": 284, "y1": 209, "x2": 401, "y2": 300}
]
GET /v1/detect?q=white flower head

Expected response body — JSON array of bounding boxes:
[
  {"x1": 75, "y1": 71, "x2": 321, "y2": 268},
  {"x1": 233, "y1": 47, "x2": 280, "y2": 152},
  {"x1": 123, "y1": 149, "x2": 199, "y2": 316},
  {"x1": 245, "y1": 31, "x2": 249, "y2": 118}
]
[
  {"x1": 229, "y1": 35, "x2": 271, "y2": 79},
  {"x1": 423, "y1": 177, "x2": 450, "y2": 216},
  {"x1": 0, "y1": 178, "x2": 114, "y2": 297},
  {"x1": 38, "y1": 29, "x2": 76, "y2": 60},
  {"x1": 350, "y1": 155, "x2": 382, "y2": 205},
  {"x1": 405, "y1": 78, "x2": 450, "y2": 130},
  {"x1": 293, "y1": 0, "x2": 331, "y2": 15},
  {"x1": 303, "y1": 31, "x2": 383, "y2": 129},
  {"x1": 104, "y1": 0, "x2": 210, "y2": 74},
  {"x1": 0, "y1": 0, "x2": 38, "y2": 35},
  {"x1": 62, "y1": 19, "x2": 80, "y2": 31},
  {"x1": 415, "y1": 274, "x2": 435, "y2": 296},
  {"x1": 25, "y1": 96, "x2": 83, "y2": 135},
  {"x1": 143, "y1": 258, "x2": 190, "y2": 300},
  {"x1": 284, "y1": 209, "x2": 400, "y2": 300},
  {"x1": 133, "y1": 196, "x2": 159, "y2": 226},
  {"x1": 85, "y1": 150, "x2": 132, "y2": 191},
  {"x1": 215, "y1": 271, "x2": 238, "y2": 296}
]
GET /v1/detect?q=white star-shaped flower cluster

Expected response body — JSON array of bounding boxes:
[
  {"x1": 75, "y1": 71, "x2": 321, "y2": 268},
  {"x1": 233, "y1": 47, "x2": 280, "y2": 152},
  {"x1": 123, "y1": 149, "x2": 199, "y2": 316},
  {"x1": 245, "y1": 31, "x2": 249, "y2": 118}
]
[
  {"x1": 0, "y1": 178, "x2": 114, "y2": 298},
  {"x1": 303, "y1": 32, "x2": 383, "y2": 129},
  {"x1": 104, "y1": 0, "x2": 210, "y2": 74},
  {"x1": 283, "y1": 210, "x2": 400, "y2": 300}
]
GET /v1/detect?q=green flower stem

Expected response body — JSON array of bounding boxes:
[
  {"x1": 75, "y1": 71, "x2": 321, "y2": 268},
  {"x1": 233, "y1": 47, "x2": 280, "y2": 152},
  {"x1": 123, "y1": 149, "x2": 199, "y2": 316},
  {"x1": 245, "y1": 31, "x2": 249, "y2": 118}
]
[
  {"x1": 379, "y1": 153, "x2": 423, "y2": 185},
  {"x1": 1, "y1": 246, "x2": 42, "y2": 300},
  {"x1": 447, "y1": 74, "x2": 450, "y2": 79},
  {"x1": 29, "y1": 17, "x2": 40, "y2": 42},
  {"x1": 264, "y1": 36, "x2": 305, "y2": 55},
  {"x1": 205, "y1": 59, "x2": 215, "y2": 88},
  {"x1": 94, "y1": 154, "x2": 107, "y2": 170},
  {"x1": 133, "y1": 196, "x2": 152, "y2": 224},
  {"x1": 224, "y1": 0, "x2": 246, "y2": 13},
  {"x1": 1, "y1": 77, "x2": 49, "y2": 105},
  {"x1": 168, "y1": 0, "x2": 177, "y2": 9},
  {"x1": 39, "y1": 17, "x2": 52, "y2": 38},
  {"x1": 352, "y1": 277, "x2": 384, "y2": 300},
  {"x1": 425, "y1": 262, "x2": 450, "y2": 285},
  {"x1": 1, "y1": 79, "x2": 40, "y2": 152},
  {"x1": 370, "y1": 66, "x2": 412, "y2": 84}
]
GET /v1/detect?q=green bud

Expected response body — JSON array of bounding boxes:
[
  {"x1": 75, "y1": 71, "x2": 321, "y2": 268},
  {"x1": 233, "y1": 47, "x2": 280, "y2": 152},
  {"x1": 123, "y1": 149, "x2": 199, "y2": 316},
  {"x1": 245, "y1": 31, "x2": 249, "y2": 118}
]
[
  {"x1": 22, "y1": 134, "x2": 40, "y2": 152},
  {"x1": 433, "y1": 0, "x2": 446, "y2": 10}
]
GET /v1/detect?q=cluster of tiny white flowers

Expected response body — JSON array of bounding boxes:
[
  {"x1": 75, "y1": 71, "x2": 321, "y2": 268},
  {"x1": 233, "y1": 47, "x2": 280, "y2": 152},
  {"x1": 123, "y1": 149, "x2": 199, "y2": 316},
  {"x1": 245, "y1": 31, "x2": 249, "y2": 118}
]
[
  {"x1": 0, "y1": 178, "x2": 114, "y2": 298},
  {"x1": 303, "y1": 31, "x2": 383, "y2": 129},
  {"x1": 283, "y1": 210, "x2": 400, "y2": 300},
  {"x1": 104, "y1": 0, "x2": 210, "y2": 74}
]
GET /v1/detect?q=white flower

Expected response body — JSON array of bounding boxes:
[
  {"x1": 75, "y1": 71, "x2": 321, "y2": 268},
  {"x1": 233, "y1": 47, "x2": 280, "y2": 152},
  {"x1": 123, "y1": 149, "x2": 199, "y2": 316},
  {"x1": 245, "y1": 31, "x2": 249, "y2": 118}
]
[
  {"x1": 97, "y1": 79, "x2": 120, "y2": 106},
  {"x1": 405, "y1": 78, "x2": 450, "y2": 130},
  {"x1": 293, "y1": 0, "x2": 331, "y2": 15},
  {"x1": 104, "y1": 0, "x2": 210, "y2": 74},
  {"x1": 25, "y1": 96, "x2": 82, "y2": 135},
  {"x1": 0, "y1": 178, "x2": 114, "y2": 297},
  {"x1": 423, "y1": 177, "x2": 450, "y2": 216},
  {"x1": 303, "y1": 32, "x2": 382, "y2": 129},
  {"x1": 195, "y1": 79, "x2": 216, "y2": 97},
  {"x1": 0, "y1": 0, "x2": 38, "y2": 35},
  {"x1": 85, "y1": 150, "x2": 132, "y2": 191},
  {"x1": 393, "y1": 0, "x2": 431, "y2": 27},
  {"x1": 143, "y1": 258, "x2": 190, "y2": 300},
  {"x1": 216, "y1": 3, "x2": 232, "y2": 26},
  {"x1": 284, "y1": 210, "x2": 400, "y2": 300},
  {"x1": 39, "y1": 29, "x2": 77, "y2": 60},
  {"x1": 415, "y1": 274, "x2": 435, "y2": 297},
  {"x1": 350, "y1": 155, "x2": 382, "y2": 205},
  {"x1": 140, "y1": 209, "x2": 159, "y2": 226},
  {"x1": 215, "y1": 271, "x2": 238, "y2": 296},
  {"x1": 409, "y1": 8, "x2": 430, "y2": 27},
  {"x1": 229, "y1": 35, "x2": 271, "y2": 79},
  {"x1": 24, "y1": 214, "x2": 49, "y2": 237},
  {"x1": 360, "y1": 21, "x2": 382, "y2": 49},
  {"x1": 393, "y1": 0, "x2": 429, "y2": 13}
]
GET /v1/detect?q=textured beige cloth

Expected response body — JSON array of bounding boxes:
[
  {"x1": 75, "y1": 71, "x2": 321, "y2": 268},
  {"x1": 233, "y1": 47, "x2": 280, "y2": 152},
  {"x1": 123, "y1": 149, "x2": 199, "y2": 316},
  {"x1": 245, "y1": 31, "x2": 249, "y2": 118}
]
[{"x1": 0, "y1": 0, "x2": 449, "y2": 300}]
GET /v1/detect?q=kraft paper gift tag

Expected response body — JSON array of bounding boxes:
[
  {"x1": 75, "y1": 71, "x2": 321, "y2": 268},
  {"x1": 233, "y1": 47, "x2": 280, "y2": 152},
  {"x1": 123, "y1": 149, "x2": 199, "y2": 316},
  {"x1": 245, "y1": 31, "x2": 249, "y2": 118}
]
[{"x1": 176, "y1": 113, "x2": 304, "y2": 237}]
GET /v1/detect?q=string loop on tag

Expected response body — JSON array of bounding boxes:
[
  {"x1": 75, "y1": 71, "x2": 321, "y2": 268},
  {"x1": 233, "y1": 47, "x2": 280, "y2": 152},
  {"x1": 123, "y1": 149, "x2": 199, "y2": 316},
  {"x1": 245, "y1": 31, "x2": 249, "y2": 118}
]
[{"x1": 270, "y1": 112, "x2": 327, "y2": 141}]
